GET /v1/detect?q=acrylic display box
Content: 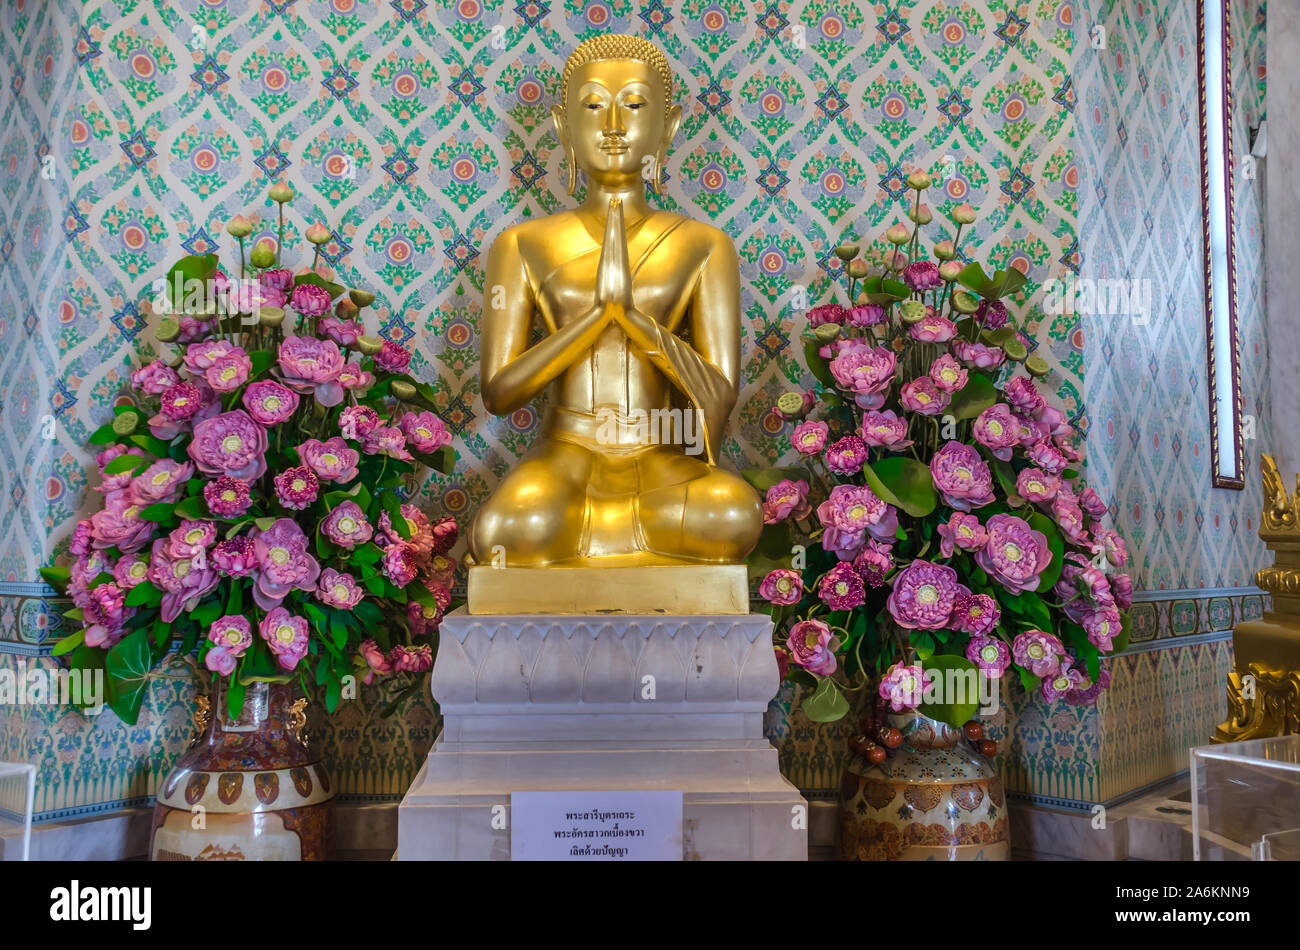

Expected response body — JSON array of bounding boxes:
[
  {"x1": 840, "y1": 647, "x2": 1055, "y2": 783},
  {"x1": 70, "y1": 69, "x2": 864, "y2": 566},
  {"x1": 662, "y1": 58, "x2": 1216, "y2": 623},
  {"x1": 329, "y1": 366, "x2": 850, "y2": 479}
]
[{"x1": 1192, "y1": 736, "x2": 1300, "y2": 860}]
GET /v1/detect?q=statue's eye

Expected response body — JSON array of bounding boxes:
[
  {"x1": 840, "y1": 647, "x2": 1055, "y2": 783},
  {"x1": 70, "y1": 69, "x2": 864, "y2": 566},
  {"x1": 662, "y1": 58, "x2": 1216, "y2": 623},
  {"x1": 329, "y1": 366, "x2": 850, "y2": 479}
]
[{"x1": 585, "y1": 102, "x2": 602, "y2": 110}]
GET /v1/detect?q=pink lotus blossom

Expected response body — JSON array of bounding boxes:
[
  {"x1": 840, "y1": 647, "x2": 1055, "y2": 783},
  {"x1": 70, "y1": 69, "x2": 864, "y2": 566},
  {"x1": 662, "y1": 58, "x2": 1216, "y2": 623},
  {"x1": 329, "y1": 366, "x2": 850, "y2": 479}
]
[
  {"x1": 879, "y1": 663, "x2": 931, "y2": 711},
  {"x1": 188, "y1": 410, "x2": 268, "y2": 480},
  {"x1": 760, "y1": 569, "x2": 803, "y2": 605},
  {"x1": 317, "y1": 568, "x2": 364, "y2": 608},
  {"x1": 430, "y1": 517, "x2": 458, "y2": 556},
  {"x1": 1091, "y1": 527, "x2": 1129, "y2": 568},
  {"x1": 1034, "y1": 403, "x2": 1073, "y2": 436},
  {"x1": 807, "y1": 303, "x2": 847, "y2": 326},
  {"x1": 786, "y1": 619, "x2": 838, "y2": 675},
  {"x1": 816, "y1": 484, "x2": 897, "y2": 542},
  {"x1": 1111, "y1": 573, "x2": 1133, "y2": 609},
  {"x1": 184, "y1": 339, "x2": 240, "y2": 375},
  {"x1": 339, "y1": 405, "x2": 381, "y2": 440},
  {"x1": 1078, "y1": 487, "x2": 1108, "y2": 519},
  {"x1": 408, "y1": 599, "x2": 446, "y2": 637},
  {"x1": 379, "y1": 505, "x2": 435, "y2": 558},
  {"x1": 848, "y1": 304, "x2": 886, "y2": 327},
  {"x1": 150, "y1": 381, "x2": 220, "y2": 440},
  {"x1": 205, "y1": 616, "x2": 252, "y2": 676},
  {"x1": 829, "y1": 342, "x2": 896, "y2": 410},
  {"x1": 261, "y1": 268, "x2": 293, "y2": 292},
  {"x1": 290, "y1": 283, "x2": 333, "y2": 317},
  {"x1": 852, "y1": 540, "x2": 893, "y2": 587},
  {"x1": 951, "y1": 340, "x2": 1006, "y2": 370},
  {"x1": 1012, "y1": 630, "x2": 1064, "y2": 677},
  {"x1": 819, "y1": 562, "x2": 865, "y2": 609},
  {"x1": 169, "y1": 520, "x2": 216, "y2": 557},
  {"x1": 1082, "y1": 605, "x2": 1122, "y2": 651},
  {"x1": 1052, "y1": 494, "x2": 1089, "y2": 544},
  {"x1": 131, "y1": 361, "x2": 180, "y2": 395},
  {"x1": 242, "y1": 380, "x2": 300, "y2": 426},
  {"x1": 791, "y1": 420, "x2": 829, "y2": 455},
  {"x1": 903, "y1": 260, "x2": 943, "y2": 291},
  {"x1": 975, "y1": 299, "x2": 1009, "y2": 329},
  {"x1": 825, "y1": 435, "x2": 868, "y2": 475},
  {"x1": 1014, "y1": 414, "x2": 1049, "y2": 446},
  {"x1": 1064, "y1": 668, "x2": 1112, "y2": 707},
  {"x1": 900, "y1": 376, "x2": 949, "y2": 415},
  {"x1": 212, "y1": 536, "x2": 257, "y2": 577},
  {"x1": 1040, "y1": 656, "x2": 1086, "y2": 702},
  {"x1": 205, "y1": 476, "x2": 252, "y2": 517},
  {"x1": 762, "y1": 479, "x2": 811, "y2": 524},
  {"x1": 930, "y1": 441, "x2": 995, "y2": 511},
  {"x1": 319, "y1": 316, "x2": 364, "y2": 348},
  {"x1": 129, "y1": 459, "x2": 194, "y2": 506},
  {"x1": 375, "y1": 340, "x2": 412, "y2": 373},
  {"x1": 113, "y1": 553, "x2": 150, "y2": 590},
  {"x1": 951, "y1": 592, "x2": 1000, "y2": 637},
  {"x1": 90, "y1": 496, "x2": 155, "y2": 553},
  {"x1": 391, "y1": 644, "x2": 433, "y2": 673},
  {"x1": 966, "y1": 636, "x2": 1011, "y2": 676},
  {"x1": 337, "y1": 363, "x2": 374, "y2": 391},
  {"x1": 251, "y1": 518, "x2": 320, "y2": 610},
  {"x1": 160, "y1": 382, "x2": 204, "y2": 421},
  {"x1": 973, "y1": 404, "x2": 1020, "y2": 460},
  {"x1": 860, "y1": 410, "x2": 912, "y2": 450},
  {"x1": 399, "y1": 411, "x2": 452, "y2": 453},
  {"x1": 259, "y1": 607, "x2": 310, "y2": 671},
  {"x1": 929, "y1": 354, "x2": 968, "y2": 393},
  {"x1": 1003, "y1": 377, "x2": 1044, "y2": 414},
  {"x1": 1016, "y1": 467, "x2": 1060, "y2": 503},
  {"x1": 362, "y1": 425, "x2": 413, "y2": 461},
  {"x1": 205, "y1": 352, "x2": 252, "y2": 393},
  {"x1": 322, "y1": 500, "x2": 373, "y2": 548},
  {"x1": 936, "y1": 511, "x2": 987, "y2": 558},
  {"x1": 975, "y1": 513, "x2": 1052, "y2": 594},
  {"x1": 298, "y1": 436, "x2": 360, "y2": 483},
  {"x1": 147, "y1": 536, "x2": 219, "y2": 622},
  {"x1": 273, "y1": 466, "x2": 319, "y2": 510},
  {"x1": 360, "y1": 638, "x2": 392, "y2": 684},
  {"x1": 277, "y1": 335, "x2": 345, "y2": 406},
  {"x1": 382, "y1": 542, "x2": 420, "y2": 587},
  {"x1": 95, "y1": 445, "x2": 134, "y2": 495},
  {"x1": 887, "y1": 559, "x2": 961, "y2": 629},
  {"x1": 910, "y1": 315, "x2": 957, "y2": 343}
]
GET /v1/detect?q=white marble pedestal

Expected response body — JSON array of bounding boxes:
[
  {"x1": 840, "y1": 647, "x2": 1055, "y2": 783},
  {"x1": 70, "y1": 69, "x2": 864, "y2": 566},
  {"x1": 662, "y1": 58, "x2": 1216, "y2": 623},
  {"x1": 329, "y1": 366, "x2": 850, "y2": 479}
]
[{"x1": 397, "y1": 609, "x2": 807, "y2": 860}]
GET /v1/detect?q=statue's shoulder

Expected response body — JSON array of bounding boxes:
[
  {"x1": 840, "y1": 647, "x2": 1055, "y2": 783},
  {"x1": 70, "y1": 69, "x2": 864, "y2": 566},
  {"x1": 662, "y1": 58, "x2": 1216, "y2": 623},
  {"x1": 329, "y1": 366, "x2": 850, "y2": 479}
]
[
  {"x1": 490, "y1": 210, "x2": 583, "y2": 253},
  {"x1": 660, "y1": 213, "x2": 738, "y2": 264}
]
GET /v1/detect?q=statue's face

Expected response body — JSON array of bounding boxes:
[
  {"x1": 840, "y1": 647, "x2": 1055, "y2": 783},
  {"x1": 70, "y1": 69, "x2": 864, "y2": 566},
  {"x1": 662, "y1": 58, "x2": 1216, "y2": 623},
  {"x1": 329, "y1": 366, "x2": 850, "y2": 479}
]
[{"x1": 559, "y1": 58, "x2": 675, "y2": 184}]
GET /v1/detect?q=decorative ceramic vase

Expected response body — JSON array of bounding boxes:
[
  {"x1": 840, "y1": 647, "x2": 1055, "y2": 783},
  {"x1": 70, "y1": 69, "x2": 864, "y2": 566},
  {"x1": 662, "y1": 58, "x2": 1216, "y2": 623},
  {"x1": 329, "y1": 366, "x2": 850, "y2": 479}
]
[
  {"x1": 150, "y1": 680, "x2": 333, "y2": 861},
  {"x1": 835, "y1": 710, "x2": 1009, "y2": 861}
]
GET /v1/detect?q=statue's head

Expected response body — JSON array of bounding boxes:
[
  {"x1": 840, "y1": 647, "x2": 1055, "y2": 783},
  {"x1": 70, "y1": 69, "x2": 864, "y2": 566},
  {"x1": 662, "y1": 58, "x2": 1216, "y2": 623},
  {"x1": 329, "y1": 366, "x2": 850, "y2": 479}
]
[{"x1": 554, "y1": 34, "x2": 683, "y2": 196}]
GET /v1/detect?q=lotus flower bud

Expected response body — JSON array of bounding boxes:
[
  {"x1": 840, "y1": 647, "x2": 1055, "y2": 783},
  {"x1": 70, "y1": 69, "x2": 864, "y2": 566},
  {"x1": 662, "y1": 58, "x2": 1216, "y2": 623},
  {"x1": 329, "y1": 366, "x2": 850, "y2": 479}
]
[
  {"x1": 887, "y1": 252, "x2": 909, "y2": 272},
  {"x1": 350, "y1": 289, "x2": 376, "y2": 307},
  {"x1": 952, "y1": 203, "x2": 977, "y2": 224},
  {"x1": 258, "y1": 306, "x2": 286, "y2": 328},
  {"x1": 391, "y1": 380, "x2": 417, "y2": 401},
  {"x1": 899, "y1": 300, "x2": 927, "y2": 325},
  {"x1": 225, "y1": 215, "x2": 253, "y2": 238},
  {"x1": 886, "y1": 223, "x2": 911, "y2": 245},
  {"x1": 305, "y1": 223, "x2": 332, "y2": 245},
  {"x1": 357, "y1": 335, "x2": 384, "y2": 355},
  {"x1": 335, "y1": 297, "x2": 359, "y2": 319},
  {"x1": 906, "y1": 169, "x2": 932, "y2": 190},
  {"x1": 1025, "y1": 355, "x2": 1051, "y2": 377},
  {"x1": 938, "y1": 260, "x2": 963, "y2": 282},
  {"x1": 813, "y1": 324, "x2": 841, "y2": 343},
  {"x1": 907, "y1": 204, "x2": 933, "y2": 225},
  {"x1": 854, "y1": 291, "x2": 871, "y2": 306},
  {"x1": 268, "y1": 181, "x2": 294, "y2": 203},
  {"x1": 250, "y1": 241, "x2": 276, "y2": 268},
  {"x1": 933, "y1": 241, "x2": 956, "y2": 261},
  {"x1": 156, "y1": 316, "x2": 180, "y2": 342},
  {"x1": 846, "y1": 259, "x2": 869, "y2": 278},
  {"x1": 834, "y1": 243, "x2": 860, "y2": 261}
]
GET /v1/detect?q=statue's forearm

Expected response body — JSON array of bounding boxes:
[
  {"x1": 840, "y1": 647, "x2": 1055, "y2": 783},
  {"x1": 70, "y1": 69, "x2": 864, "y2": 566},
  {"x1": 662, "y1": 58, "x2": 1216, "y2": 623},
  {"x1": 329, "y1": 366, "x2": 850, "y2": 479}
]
[
  {"x1": 481, "y1": 307, "x2": 610, "y2": 414},
  {"x1": 613, "y1": 306, "x2": 731, "y2": 399}
]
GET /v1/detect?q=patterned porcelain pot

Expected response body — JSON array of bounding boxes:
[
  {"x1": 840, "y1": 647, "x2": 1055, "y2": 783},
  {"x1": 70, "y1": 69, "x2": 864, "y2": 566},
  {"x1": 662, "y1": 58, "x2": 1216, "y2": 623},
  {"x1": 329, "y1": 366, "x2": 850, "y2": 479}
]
[
  {"x1": 835, "y1": 711, "x2": 1009, "y2": 861},
  {"x1": 150, "y1": 681, "x2": 332, "y2": 861}
]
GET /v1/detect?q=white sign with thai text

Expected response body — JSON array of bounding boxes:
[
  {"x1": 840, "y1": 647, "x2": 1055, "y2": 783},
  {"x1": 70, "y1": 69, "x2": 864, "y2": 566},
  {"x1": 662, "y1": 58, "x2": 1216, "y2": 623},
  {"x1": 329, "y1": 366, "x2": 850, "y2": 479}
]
[{"x1": 510, "y1": 790, "x2": 683, "y2": 861}]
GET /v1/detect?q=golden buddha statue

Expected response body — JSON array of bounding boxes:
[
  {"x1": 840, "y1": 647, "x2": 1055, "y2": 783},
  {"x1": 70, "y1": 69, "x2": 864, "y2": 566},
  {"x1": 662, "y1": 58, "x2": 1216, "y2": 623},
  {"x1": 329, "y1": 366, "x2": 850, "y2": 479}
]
[{"x1": 465, "y1": 34, "x2": 762, "y2": 613}]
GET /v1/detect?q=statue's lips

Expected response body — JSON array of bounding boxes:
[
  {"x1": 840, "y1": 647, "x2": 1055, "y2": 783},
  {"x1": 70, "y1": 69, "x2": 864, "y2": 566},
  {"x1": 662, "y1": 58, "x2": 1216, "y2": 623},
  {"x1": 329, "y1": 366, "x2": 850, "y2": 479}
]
[{"x1": 598, "y1": 142, "x2": 629, "y2": 154}]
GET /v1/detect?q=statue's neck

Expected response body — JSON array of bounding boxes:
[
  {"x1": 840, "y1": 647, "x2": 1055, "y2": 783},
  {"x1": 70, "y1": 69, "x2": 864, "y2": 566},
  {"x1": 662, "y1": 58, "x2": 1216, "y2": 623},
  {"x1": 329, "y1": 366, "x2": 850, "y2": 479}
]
[{"x1": 578, "y1": 181, "x2": 653, "y2": 225}]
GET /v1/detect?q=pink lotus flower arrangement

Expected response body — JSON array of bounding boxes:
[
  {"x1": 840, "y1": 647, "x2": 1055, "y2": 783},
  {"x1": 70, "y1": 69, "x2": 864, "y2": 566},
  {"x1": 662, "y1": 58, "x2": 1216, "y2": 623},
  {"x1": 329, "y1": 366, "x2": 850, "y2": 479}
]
[
  {"x1": 750, "y1": 182, "x2": 1132, "y2": 727},
  {"x1": 42, "y1": 183, "x2": 458, "y2": 724}
]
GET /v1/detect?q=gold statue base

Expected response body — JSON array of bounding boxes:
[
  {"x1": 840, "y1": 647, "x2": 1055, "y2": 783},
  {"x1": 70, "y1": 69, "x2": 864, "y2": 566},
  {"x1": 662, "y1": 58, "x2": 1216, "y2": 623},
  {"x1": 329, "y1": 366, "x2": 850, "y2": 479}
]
[{"x1": 465, "y1": 563, "x2": 750, "y2": 615}]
